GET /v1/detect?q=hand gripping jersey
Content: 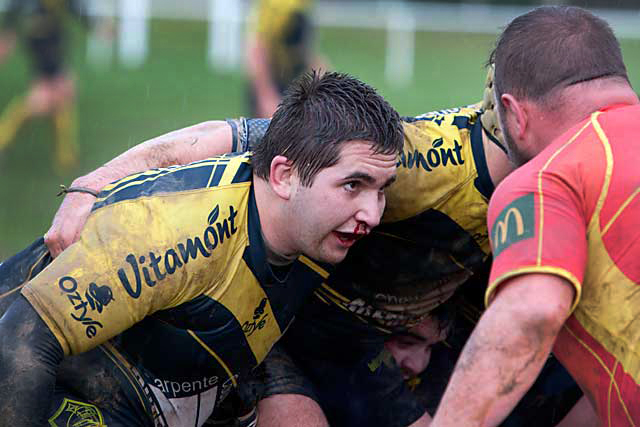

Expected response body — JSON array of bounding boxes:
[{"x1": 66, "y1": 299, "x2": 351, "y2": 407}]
[
  {"x1": 230, "y1": 105, "x2": 494, "y2": 333},
  {"x1": 21, "y1": 153, "x2": 330, "y2": 427},
  {"x1": 251, "y1": 0, "x2": 313, "y2": 93},
  {"x1": 486, "y1": 104, "x2": 640, "y2": 425}
]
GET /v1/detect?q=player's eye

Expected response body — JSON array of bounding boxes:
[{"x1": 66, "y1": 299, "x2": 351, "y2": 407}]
[
  {"x1": 343, "y1": 181, "x2": 359, "y2": 192},
  {"x1": 395, "y1": 338, "x2": 420, "y2": 348}
]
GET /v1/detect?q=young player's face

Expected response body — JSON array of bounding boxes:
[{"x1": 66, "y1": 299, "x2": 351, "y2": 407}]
[
  {"x1": 385, "y1": 316, "x2": 448, "y2": 379},
  {"x1": 288, "y1": 140, "x2": 397, "y2": 264}
]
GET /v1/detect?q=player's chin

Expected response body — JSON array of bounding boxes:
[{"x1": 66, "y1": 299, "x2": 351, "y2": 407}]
[{"x1": 313, "y1": 241, "x2": 350, "y2": 265}]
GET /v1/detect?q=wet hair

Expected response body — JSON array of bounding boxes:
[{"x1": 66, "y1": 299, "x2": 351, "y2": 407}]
[
  {"x1": 489, "y1": 6, "x2": 629, "y2": 105},
  {"x1": 430, "y1": 296, "x2": 455, "y2": 336},
  {"x1": 252, "y1": 70, "x2": 404, "y2": 186}
]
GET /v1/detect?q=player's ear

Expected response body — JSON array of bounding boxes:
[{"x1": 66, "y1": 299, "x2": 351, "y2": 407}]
[
  {"x1": 269, "y1": 155, "x2": 294, "y2": 200},
  {"x1": 500, "y1": 93, "x2": 528, "y2": 139}
]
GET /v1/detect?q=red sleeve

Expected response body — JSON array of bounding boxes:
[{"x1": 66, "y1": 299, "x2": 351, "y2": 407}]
[{"x1": 485, "y1": 164, "x2": 587, "y2": 312}]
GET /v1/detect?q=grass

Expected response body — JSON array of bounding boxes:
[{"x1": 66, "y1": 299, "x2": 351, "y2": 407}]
[{"x1": 1, "y1": 19, "x2": 639, "y2": 258}]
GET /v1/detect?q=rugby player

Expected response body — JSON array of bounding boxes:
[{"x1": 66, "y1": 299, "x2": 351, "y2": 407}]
[
  {"x1": 0, "y1": 0, "x2": 94, "y2": 169},
  {"x1": 0, "y1": 71, "x2": 403, "y2": 427},
  {"x1": 42, "y1": 69, "x2": 584, "y2": 426},
  {"x1": 430, "y1": 6, "x2": 640, "y2": 426},
  {"x1": 42, "y1": 64, "x2": 588, "y2": 425},
  {"x1": 42, "y1": 87, "x2": 515, "y2": 427},
  {"x1": 247, "y1": 0, "x2": 322, "y2": 117},
  {"x1": 384, "y1": 305, "x2": 451, "y2": 383}
]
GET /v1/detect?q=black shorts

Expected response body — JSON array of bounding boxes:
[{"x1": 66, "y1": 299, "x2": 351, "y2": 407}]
[{"x1": 26, "y1": 27, "x2": 66, "y2": 78}]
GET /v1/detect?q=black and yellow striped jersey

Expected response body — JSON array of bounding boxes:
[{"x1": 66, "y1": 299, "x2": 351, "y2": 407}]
[
  {"x1": 230, "y1": 105, "x2": 493, "y2": 332},
  {"x1": 251, "y1": 0, "x2": 314, "y2": 92},
  {"x1": 22, "y1": 152, "x2": 330, "y2": 424}
]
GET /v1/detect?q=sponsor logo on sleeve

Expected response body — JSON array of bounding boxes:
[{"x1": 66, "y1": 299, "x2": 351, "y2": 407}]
[
  {"x1": 491, "y1": 193, "x2": 535, "y2": 257},
  {"x1": 57, "y1": 204, "x2": 239, "y2": 340},
  {"x1": 58, "y1": 277, "x2": 114, "y2": 338},
  {"x1": 117, "y1": 204, "x2": 238, "y2": 299},
  {"x1": 398, "y1": 138, "x2": 465, "y2": 172},
  {"x1": 242, "y1": 298, "x2": 269, "y2": 336}
]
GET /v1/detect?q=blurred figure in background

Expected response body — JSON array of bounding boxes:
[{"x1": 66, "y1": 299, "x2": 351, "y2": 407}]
[
  {"x1": 0, "y1": 0, "x2": 88, "y2": 171},
  {"x1": 246, "y1": 0, "x2": 326, "y2": 117}
]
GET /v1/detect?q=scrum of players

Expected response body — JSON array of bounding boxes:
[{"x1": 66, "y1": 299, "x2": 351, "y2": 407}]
[{"x1": 1, "y1": 3, "x2": 639, "y2": 427}]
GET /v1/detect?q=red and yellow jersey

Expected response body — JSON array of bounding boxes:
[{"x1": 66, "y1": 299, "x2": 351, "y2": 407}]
[{"x1": 486, "y1": 103, "x2": 640, "y2": 425}]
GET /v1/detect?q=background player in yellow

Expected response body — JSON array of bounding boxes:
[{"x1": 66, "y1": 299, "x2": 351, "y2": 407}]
[
  {"x1": 0, "y1": 0, "x2": 85, "y2": 170},
  {"x1": 0, "y1": 71, "x2": 403, "y2": 427},
  {"x1": 246, "y1": 0, "x2": 326, "y2": 117},
  {"x1": 39, "y1": 81, "x2": 524, "y2": 427}
]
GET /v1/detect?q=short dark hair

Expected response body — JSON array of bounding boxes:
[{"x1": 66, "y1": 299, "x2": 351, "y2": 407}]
[
  {"x1": 252, "y1": 71, "x2": 404, "y2": 186},
  {"x1": 490, "y1": 6, "x2": 629, "y2": 104}
]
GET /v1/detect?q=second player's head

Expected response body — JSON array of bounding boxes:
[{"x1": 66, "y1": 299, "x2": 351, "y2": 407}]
[{"x1": 489, "y1": 6, "x2": 632, "y2": 164}]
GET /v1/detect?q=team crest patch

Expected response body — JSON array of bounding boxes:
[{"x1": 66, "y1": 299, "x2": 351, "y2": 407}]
[
  {"x1": 491, "y1": 193, "x2": 535, "y2": 257},
  {"x1": 48, "y1": 398, "x2": 106, "y2": 427}
]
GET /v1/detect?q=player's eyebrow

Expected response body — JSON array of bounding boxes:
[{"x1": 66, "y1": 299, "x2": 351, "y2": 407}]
[
  {"x1": 342, "y1": 172, "x2": 375, "y2": 183},
  {"x1": 393, "y1": 331, "x2": 427, "y2": 342},
  {"x1": 342, "y1": 172, "x2": 396, "y2": 188}
]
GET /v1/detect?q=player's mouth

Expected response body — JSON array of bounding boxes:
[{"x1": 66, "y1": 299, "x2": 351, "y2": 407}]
[{"x1": 333, "y1": 231, "x2": 362, "y2": 248}]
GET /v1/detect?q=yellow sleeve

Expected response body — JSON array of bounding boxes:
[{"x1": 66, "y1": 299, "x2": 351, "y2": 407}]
[{"x1": 22, "y1": 186, "x2": 250, "y2": 355}]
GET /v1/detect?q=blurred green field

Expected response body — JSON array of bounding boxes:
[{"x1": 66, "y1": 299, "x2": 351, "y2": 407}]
[{"x1": 1, "y1": 19, "x2": 639, "y2": 259}]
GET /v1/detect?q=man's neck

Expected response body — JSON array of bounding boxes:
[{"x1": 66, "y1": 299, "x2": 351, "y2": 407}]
[
  {"x1": 482, "y1": 132, "x2": 514, "y2": 187},
  {"x1": 253, "y1": 176, "x2": 299, "y2": 265},
  {"x1": 535, "y1": 79, "x2": 639, "y2": 151},
  {"x1": 263, "y1": 241, "x2": 297, "y2": 266}
]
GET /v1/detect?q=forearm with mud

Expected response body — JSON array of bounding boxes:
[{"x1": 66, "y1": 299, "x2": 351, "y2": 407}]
[
  {"x1": 45, "y1": 120, "x2": 234, "y2": 257},
  {"x1": 430, "y1": 276, "x2": 573, "y2": 427},
  {"x1": 73, "y1": 120, "x2": 233, "y2": 192}
]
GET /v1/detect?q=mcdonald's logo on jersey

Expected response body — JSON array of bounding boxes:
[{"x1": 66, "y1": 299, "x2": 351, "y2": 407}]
[{"x1": 491, "y1": 193, "x2": 534, "y2": 257}]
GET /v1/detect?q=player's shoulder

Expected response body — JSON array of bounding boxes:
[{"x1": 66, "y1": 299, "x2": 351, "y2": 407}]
[
  {"x1": 400, "y1": 104, "x2": 481, "y2": 154},
  {"x1": 486, "y1": 138, "x2": 584, "y2": 237},
  {"x1": 402, "y1": 104, "x2": 481, "y2": 130},
  {"x1": 383, "y1": 105, "x2": 488, "y2": 222},
  {"x1": 258, "y1": 0, "x2": 310, "y2": 12},
  {"x1": 489, "y1": 159, "x2": 537, "y2": 209},
  {"x1": 92, "y1": 153, "x2": 253, "y2": 213},
  {"x1": 255, "y1": 0, "x2": 309, "y2": 30}
]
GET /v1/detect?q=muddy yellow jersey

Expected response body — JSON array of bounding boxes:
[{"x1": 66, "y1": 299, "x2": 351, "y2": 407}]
[
  {"x1": 230, "y1": 106, "x2": 493, "y2": 331},
  {"x1": 22, "y1": 153, "x2": 330, "y2": 425}
]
